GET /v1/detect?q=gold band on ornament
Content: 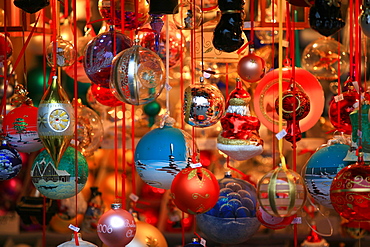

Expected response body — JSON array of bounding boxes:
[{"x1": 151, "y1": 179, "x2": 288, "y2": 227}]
[
  {"x1": 217, "y1": 135, "x2": 260, "y2": 145},
  {"x1": 229, "y1": 98, "x2": 250, "y2": 106},
  {"x1": 184, "y1": 89, "x2": 192, "y2": 124},
  {"x1": 331, "y1": 188, "x2": 370, "y2": 193},
  {"x1": 268, "y1": 167, "x2": 280, "y2": 216}
]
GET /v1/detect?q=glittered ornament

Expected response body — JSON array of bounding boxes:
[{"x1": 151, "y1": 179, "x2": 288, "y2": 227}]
[
  {"x1": 309, "y1": 0, "x2": 345, "y2": 37},
  {"x1": 275, "y1": 89, "x2": 311, "y2": 143},
  {"x1": 135, "y1": 118, "x2": 198, "y2": 189},
  {"x1": 257, "y1": 164, "x2": 307, "y2": 217},
  {"x1": 184, "y1": 78, "x2": 225, "y2": 127},
  {"x1": 110, "y1": 39, "x2": 166, "y2": 105},
  {"x1": 0, "y1": 33, "x2": 13, "y2": 62},
  {"x1": 196, "y1": 172, "x2": 260, "y2": 245},
  {"x1": 301, "y1": 37, "x2": 349, "y2": 81},
  {"x1": 304, "y1": 141, "x2": 351, "y2": 209},
  {"x1": 37, "y1": 76, "x2": 75, "y2": 167},
  {"x1": 217, "y1": 79, "x2": 263, "y2": 161},
  {"x1": 172, "y1": 0, "x2": 202, "y2": 30},
  {"x1": 98, "y1": 0, "x2": 149, "y2": 30},
  {"x1": 83, "y1": 28, "x2": 132, "y2": 88},
  {"x1": 0, "y1": 140, "x2": 22, "y2": 181},
  {"x1": 46, "y1": 36, "x2": 77, "y2": 67},
  {"x1": 57, "y1": 233, "x2": 97, "y2": 247},
  {"x1": 256, "y1": 206, "x2": 295, "y2": 229},
  {"x1": 171, "y1": 166, "x2": 219, "y2": 214},
  {"x1": 237, "y1": 49, "x2": 266, "y2": 83},
  {"x1": 30, "y1": 147, "x2": 88, "y2": 200},
  {"x1": 97, "y1": 203, "x2": 136, "y2": 247},
  {"x1": 89, "y1": 84, "x2": 122, "y2": 107},
  {"x1": 13, "y1": 0, "x2": 50, "y2": 14}
]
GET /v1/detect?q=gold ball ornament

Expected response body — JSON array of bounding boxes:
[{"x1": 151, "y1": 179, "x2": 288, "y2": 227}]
[{"x1": 257, "y1": 164, "x2": 307, "y2": 217}]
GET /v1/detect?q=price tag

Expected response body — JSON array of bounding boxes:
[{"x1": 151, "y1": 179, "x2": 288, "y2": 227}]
[
  {"x1": 200, "y1": 238, "x2": 207, "y2": 246},
  {"x1": 275, "y1": 129, "x2": 287, "y2": 140},
  {"x1": 291, "y1": 217, "x2": 302, "y2": 225},
  {"x1": 68, "y1": 224, "x2": 80, "y2": 232},
  {"x1": 165, "y1": 82, "x2": 172, "y2": 91},
  {"x1": 352, "y1": 81, "x2": 360, "y2": 93},
  {"x1": 334, "y1": 94, "x2": 344, "y2": 102},
  {"x1": 190, "y1": 162, "x2": 203, "y2": 168},
  {"x1": 243, "y1": 21, "x2": 251, "y2": 28},
  {"x1": 282, "y1": 40, "x2": 289, "y2": 47},
  {"x1": 129, "y1": 193, "x2": 139, "y2": 202},
  {"x1": 353, "y1": 101, "x2": 359, "y2": 109}
]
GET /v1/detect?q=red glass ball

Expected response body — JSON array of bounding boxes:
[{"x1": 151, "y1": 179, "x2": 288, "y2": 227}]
[
  {"x1": 256, "y1": 206, "x2": 295, "y2": 229},
  {"x1": 330, "y1": 161, "x2": 370, "y2": 221},
  {"x1": 90, "y1": 83, "x2": 122, "y2": 107},
  {"x1": 275, "y1": 90, "x2": 310, "y2": 121},
  {"x1": 237, "y1": 52, "x2": 266, "y2": 83},
  {"x1": 171, "y1": 167, "x2": 220, "y2": 214}
]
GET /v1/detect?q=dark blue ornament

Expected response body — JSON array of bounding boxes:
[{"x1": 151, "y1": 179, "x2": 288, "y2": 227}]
[{"x1": 0, "y1": 140, "x2": 22, "y2": 181}]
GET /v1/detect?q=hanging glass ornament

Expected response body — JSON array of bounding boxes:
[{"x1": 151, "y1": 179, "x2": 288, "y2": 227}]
[
  {"x1": 237, "y1": 48, "x2": 266, "y2": 83},
  {"x1": 46, "y1": 36, "x2": 77, "y2": 67},
  {"x1": 184, "y1": 78, "x2": 225, "y2": 127},
  {"x1": 275, "y1": 89, "x2": 311, "y2": 143},
  {"x1": 13, "y1": 0, "x2": 50, "y2": 14},
  {"x1": 217, "y1": 79, "x2": 263, "y2": 161},
  {"x1": 110, "y1": 38, "x2": 166, "y2": 105},
  {"x1": 0, "y1": 140, "x2": 23, "y2": 181},
  {"x1": 256, "y1": 205, "x2": 295, "y2": 229},
  {"x1": 309, "y1": 0, "x2": 345, "y2": 37},
  {"x1": 98, "y1": 0, "x2": 150, "y2": 30},
  {"x1": 257, "y1": 164, "x2": 307, "y2": 217},
  {"x1": 57, "y1": 233, "x2": 97, "y2": 247},
  {"x1": 196, "y1": 172, "x2": 260, "y2": 245},
  {"x1": 0, "y1": 33, "x2": 13, "y2": 62},
  {"x1": 71, "y1": 99, "x2": 104, "y2": 157},
  {"x1": 89, "y1": 84, "x2": 122, "y2": 107},
  {"x1": 30, "y1": 146, "x2": 88, "y2": 200},
  {"x1": 37, "y1": 76, "x2": 75, "y2": 167},
  {"x1": 360, "y1": 0, "x2": 370, "y2": 38},
  {"x1": 83, "y1": 28, "x2": 132, "y2": 89},
  {"x1": 172, "y1": 0, "x2": 202, "y2": 30},
  {"x1": 328, "y1": 79, "x2": 358, "y2": 135},
  {"x1": 3, "y1": 85, "x2": 43, "y2": 153},
  {"x1": 301, "y1": 37, "x2": 349, "y2": 81},
  {"x1": 134, "y1": 117, "x2": 198, "y2": 190},
  {"x1": 97, "y1": 202, "x2": 136, "y2": 247}
]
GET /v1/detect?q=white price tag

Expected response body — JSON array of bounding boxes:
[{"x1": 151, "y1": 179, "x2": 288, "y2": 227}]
[
  {"x1": 291, "y1": 217, "x2": 302, "y2": 225},
  {"x1": 334, "y1": 94, "x2": 344, "y2": 102},
  {"x1": 352, "y1": 81, "x2": 360, "y2": 93},
  {"x1": 68, "y1": 224, "x2": 80, "y2": 232},
  {"x1": 353, "y1": 101, "x2": 359, "y2": 109},
  {"x1": 129, "y1": 193, "x2": 139, "y2": 202},
  {"x1": 200, "y1": 238, "x2": 206, "y2": 246},
  {"x1": 165, "y1": 82, "x2": 172, "y2": 91},
  {"x1": 282, "y1": 40, "x2": 289, "y2": 47},
  {"x1": 190, "y1": 162, "x2": 203, "y2": 168},
  {"x1": 275, "y1": 129, "x2": 287, "y2": 140}
]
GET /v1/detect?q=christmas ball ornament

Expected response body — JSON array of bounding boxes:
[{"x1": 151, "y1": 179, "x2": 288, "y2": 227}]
[
  {"x1": 110, "y1": 39, "x2": 166, "y2": 105},
  {"x1": 83, "y1": 28, "x2": 132, "y2": 88},
  {"x1": 341, "y1": 220, "x2": 370, "y2": 239},
  {"x1": 135, "y1": 117, "x2": 198, "y2": 189},
  {"x1": 304, "y1": 142, "x2": 351, "y2": 209},
  {"x1": 254, "y1": 67, "x2": 324, "y2": 134},
  {"x1": 256, "y1": 206, "x2": 295, "y2": 229},
  {"x1": 360, "y1": 0, "x2": 370, "y2": 38},
  {"x1": 0, "y1": 140, "x2": 22, "y2": 181},
  {"x1": 275, "y1": 89, "x2": 311, "y2": 143},
  {"x1": 71, "y1": 99, "x2": 104, "y2": 157},
  {"x1": 184, "y1": 78, "x2": 225, "y2": 127},
  {"x1": 172, "y1": 1, "x2": 202, "y2": 30},
  {"x1": 46, "y1": 36, "x2": 77, "y2": 67},
  {"x1": 257, "y1": 164, "x2": 307, "y2": 217},
  {"x1": 196, "y1": 172, "x2": 260, "y2": 244},
  {"x1": 309, "y1": 0, "x2": 345, "y2": 37},
  {"x1": 37, "y1": 76, "x2": 75, "y2": 166},
  {"x1": 126, "y1": 213, "x2": 168, "y2": 247},
  {"x1": 57, "y1": 233, "x2": 97, "y2": 247},
  {"x1": 328, "y1": 81, "x2": 358, "y2": 135},
  {"x1": 330, "y1": 157, "x2": 370, "y2": 221},
  {"x1": 171, "y1": 166, "x2": 220, "y2": 214},
  {"x1": 98, "y1": 0, "x2": 149, "y2": 30},
  {"x1": 217, "y1": 79, "x2": 263, "y2": 161},
  {"x1": 301, "y1": 37, "x2": 349, "y2": 81},
  {"x1": 89, "y1": 84, "x2": 122, "y2": 107},
  {"x1": 237, "y1": 49, "x2": 266, "y2": 83},
  {"x1": 3, "y1": 103, "x2": 43, "y2": 153},
  {"x1": 30, "y1": 146, "x2": 88, "y2": 200},
  {"x1": 0, "y1": 33, "x2": 13, "y2": 61},
  {"x1": 13, "y1": 0, "x2": 50, "y2": 14},
  {"x1": 97, "y1": 203, "x2": 136, "y2": 247}
]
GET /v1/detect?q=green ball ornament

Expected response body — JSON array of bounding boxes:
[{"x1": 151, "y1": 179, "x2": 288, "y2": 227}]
[{"x1": 143, "y1": 101, "x2": 161, "y2": 127}]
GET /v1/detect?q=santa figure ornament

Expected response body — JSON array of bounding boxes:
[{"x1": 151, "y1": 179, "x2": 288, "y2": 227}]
[{"x1": 217, "y1": 79, "x2": 263, "y2": 161}]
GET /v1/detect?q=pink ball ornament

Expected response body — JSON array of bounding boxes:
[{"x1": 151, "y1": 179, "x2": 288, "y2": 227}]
[
  {"x1": 237, "y1": 50, "x2": 266, "y2": 83},
  {"x1": 97, "y1": 203, "x2": 136, "y2": 247}
]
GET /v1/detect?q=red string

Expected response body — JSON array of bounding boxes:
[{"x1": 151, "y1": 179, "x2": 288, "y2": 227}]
[
  {"x1": 114, "y1": 106, "x2": 120, "y2": 200},
  {"x1": 0, "y1": 0, "x2": 8, "y2": 118},
  {"x1": 349, "y1": 0, "x2": 354, "y2": 78},
  {"x1": 131, "y1": 105, "x2": 137, "y2": 198},
  {"x1": 249, "y1": 0, "x2": 254, "y2": 45}
]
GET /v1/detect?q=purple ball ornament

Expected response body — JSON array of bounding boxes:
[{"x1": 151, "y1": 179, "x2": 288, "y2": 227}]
[
  {"x1": 0, "y1": 140, "x2": 22, "y2": 181},
  {"x1": 83, "y1": 27, "x2": 132, "y2": 88}
]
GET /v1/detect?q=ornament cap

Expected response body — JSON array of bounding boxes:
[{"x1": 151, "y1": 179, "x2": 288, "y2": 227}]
[{"x1": 111, "y1": 202, "x2": 122, "y2": 210}]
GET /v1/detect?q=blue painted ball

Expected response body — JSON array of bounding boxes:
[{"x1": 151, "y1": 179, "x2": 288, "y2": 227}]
[{"x1": 0, "y1": 141, "x2": 22, "y2": 181}]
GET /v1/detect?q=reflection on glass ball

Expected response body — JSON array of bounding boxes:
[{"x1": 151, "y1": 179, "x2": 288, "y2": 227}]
[
  {"x1": 90, "y1": 84, "x2": 123, "y2": 107},
  {"x1": 46, "y1": 36, "x2": 77, "y2": 67},
  {"x1": 172, "y1": 1, "x2": 202, "y2": 30},
  {"x1": 301, "y1": 37, "x2": 349, "y2": 80}
]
